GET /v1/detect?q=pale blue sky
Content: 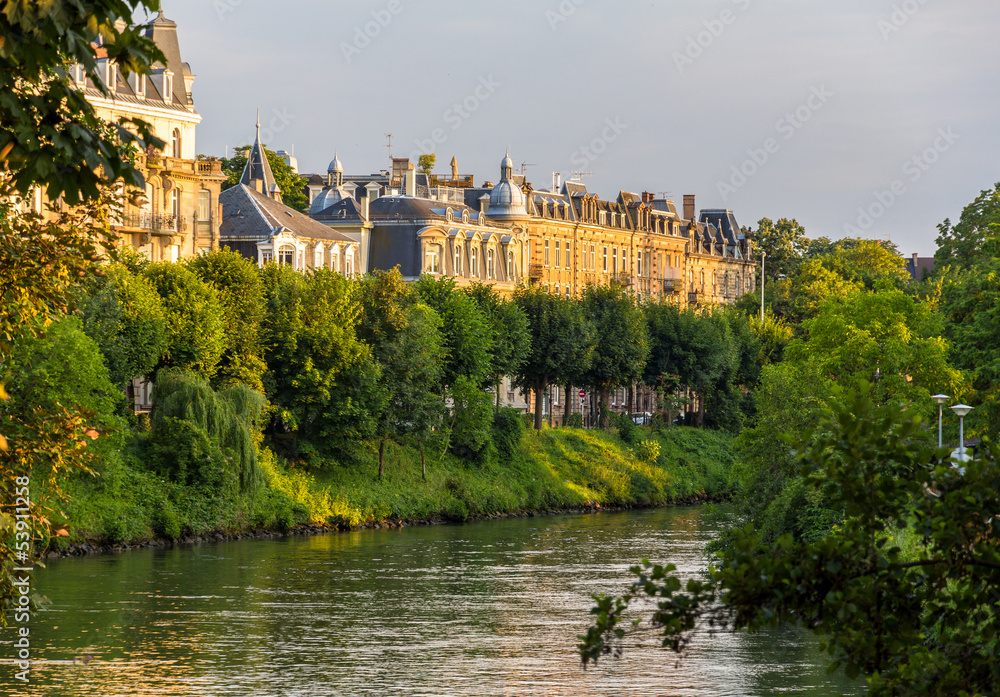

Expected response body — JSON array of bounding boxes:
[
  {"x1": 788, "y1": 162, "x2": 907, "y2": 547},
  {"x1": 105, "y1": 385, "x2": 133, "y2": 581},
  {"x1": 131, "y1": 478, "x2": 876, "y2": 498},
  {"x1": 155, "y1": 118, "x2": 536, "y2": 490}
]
[{"x1": 155, "y1": 0, "x2": 1000, "y2": 255}]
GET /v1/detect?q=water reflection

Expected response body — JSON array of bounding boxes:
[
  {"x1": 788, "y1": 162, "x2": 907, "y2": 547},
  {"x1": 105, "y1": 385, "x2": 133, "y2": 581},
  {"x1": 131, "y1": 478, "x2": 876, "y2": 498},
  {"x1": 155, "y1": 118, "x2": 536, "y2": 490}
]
[{"x1": 14, "y1": 507, "x2": 860, "y2": 696}]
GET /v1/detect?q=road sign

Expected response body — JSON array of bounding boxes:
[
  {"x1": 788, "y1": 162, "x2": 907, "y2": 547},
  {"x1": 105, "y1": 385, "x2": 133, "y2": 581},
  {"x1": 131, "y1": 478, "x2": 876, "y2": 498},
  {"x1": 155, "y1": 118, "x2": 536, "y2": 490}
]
[{"x1": 578, "y1": 389, "x2": 586, "y2": 399}]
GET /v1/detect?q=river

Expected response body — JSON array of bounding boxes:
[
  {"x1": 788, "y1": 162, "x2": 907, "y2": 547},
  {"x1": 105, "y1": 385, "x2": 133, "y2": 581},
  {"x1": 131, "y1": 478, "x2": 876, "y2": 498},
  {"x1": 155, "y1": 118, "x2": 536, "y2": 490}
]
[{"x1": 11, "y1": 507, "x2": 860, "y2": 696}]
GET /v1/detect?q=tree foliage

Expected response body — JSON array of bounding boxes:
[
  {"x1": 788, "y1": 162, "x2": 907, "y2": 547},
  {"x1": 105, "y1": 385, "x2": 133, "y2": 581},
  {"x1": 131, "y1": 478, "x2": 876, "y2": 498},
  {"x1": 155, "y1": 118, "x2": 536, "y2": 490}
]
[
  {"x1": 751, "y1": 217, "x2": 808, "y2": 280},
  {"x1": 581, "y1": 384, "x2": 1000, "y2": 696},
  {"x1": 143, "y1": 262, "x2": 227, "y2": 380},
  {"x1": 80, "y1": 263, "x2": 167, "y2": 390},
  {"x1": 187, "y1": 249, "x2": 267, "y2": 392},
  {"x1": 513, "y1": 285, "x2": 595, "y2": 430},
  {"x1": 934, "y1": 183, "x2": 1000, "y2": 271}
]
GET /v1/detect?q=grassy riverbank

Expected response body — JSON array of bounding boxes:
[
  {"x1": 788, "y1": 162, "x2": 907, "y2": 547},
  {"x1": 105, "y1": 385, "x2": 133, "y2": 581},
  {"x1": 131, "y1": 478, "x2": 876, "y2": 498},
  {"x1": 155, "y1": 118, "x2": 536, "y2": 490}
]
[{"x1": 52, "y1": 426, "x2": 735, "y2": 549}]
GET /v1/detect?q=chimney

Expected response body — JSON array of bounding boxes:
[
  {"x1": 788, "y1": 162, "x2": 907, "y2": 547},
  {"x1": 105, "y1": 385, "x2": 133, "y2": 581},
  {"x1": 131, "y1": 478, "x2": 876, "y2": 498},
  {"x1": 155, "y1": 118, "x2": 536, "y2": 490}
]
[
  {"x1": 479, "y1": 193, "x2": 490, "y2": 216},
  {"x1": 683, "y1": 194, "x2": 696, "y2": 222},
  {"x1": 642, "y1": 191, "x2": 654, "y2": 204},
  {"x1": 405, "y1": 168, "x2": 416, "y2": 197},
  {"x1": 552, "y1": 172, "x2": 562, "y2": 192},
  {"x1": 363, "y1": 181, "x2": 381, "y2": 219}
]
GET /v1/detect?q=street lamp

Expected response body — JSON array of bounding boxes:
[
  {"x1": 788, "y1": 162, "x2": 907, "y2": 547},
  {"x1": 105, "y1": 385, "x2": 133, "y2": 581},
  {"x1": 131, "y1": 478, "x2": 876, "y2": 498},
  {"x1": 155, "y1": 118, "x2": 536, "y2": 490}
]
[
  {"x1": 932, "y1": 394, "x2": 949, "y2": 448},
  {"x1": 950, "y1": 404, "x2": 973, "y2": 462}
]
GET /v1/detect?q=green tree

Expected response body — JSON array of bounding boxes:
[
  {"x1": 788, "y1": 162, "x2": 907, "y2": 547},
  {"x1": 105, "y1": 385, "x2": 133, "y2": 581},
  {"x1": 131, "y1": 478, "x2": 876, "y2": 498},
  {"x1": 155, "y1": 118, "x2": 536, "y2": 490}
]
[
  {"x1": 80, "y1": 263, "x2": 167, "y2": 392},
  {"x1": 934, "y1": 182, "x2": 1000, "y2": 271},
  {"x1": 787, "y1": 287, "x2": 964, "y2": 410},
  {"x1": 579, "y1": 284, "x2": 649, "y2": 427},
  {"x1": 467, "y1": 283, "x2": 531, "y2": 406},
  {"x1": 187, "y1": 249, "x2": 268, "y2": 392},
  {"x1": 221, "y1": 145, "x2": 308, "y2": 212},
  {"x1": 513, "y1": 285, "x2": 596, "y2": 431},
  {"x1": 418, "y1": 153, "x2": 436, "y2": 175},
  {"x1": 751, "y1": 217, "x2": 809, "y2": 280},
  {"x1": 143, "y1": 263, "x2": 227, "y2": 380},
  {"x1": 581, "y1": 384, "x2": 1000, "y2": 696},
  {"x1": 357, "y1": 270, "x2": 444, "y2": 478},
  {"x1": 261, "y1": 265, "x2": 380, "y2": 460},
  {"x1": 414, "y1": 276, "x2": 493, "y2": 388}
]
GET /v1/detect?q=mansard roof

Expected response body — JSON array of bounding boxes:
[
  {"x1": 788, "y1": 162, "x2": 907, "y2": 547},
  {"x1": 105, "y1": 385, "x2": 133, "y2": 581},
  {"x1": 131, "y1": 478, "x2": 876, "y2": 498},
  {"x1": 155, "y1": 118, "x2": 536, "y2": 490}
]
[{"x1": 220, "y1": 184, "x2": 355, "y2": 244}]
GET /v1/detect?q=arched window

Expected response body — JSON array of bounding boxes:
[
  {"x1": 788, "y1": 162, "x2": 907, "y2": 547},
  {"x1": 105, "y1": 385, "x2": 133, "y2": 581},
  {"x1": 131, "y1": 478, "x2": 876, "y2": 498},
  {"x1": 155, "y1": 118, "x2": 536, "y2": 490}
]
[
  {"x1": 425, "y1": 243, "x2": 442, "y2": 274},
  {"x1": 454, "y1": 243, "x2": 463, "y2": 276},
  {"x1": 470, "y1": 245, "x2": 479, "y2": 276},
  {"x1": 169, "y1": 189, "x2": 180, "y2": 228},
  {"x1": 197, "y1": 189, "x2": 211, "y2": 221},
  {"x1": 172, "y1": 128, "x2": 181, "y2": 158},
  {"x1": 278, "y1": 244, "x2": 295, "y2": 266},
  {"x1": 507, "y1": 249, "x2": 514, "y2": 279},
  {"x1": 487, "y1": 248, "x2": 495, "y2": 279}
]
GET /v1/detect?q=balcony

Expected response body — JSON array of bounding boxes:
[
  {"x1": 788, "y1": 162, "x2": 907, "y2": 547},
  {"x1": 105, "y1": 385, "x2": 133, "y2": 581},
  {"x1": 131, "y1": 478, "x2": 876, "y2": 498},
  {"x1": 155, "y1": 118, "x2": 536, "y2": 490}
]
[
  {"x1": 529, "y1": 263, "x2": 544, "y2": 281},
  {"x1": 112, "y1": 211, "x2": 179, "y2": 233}
]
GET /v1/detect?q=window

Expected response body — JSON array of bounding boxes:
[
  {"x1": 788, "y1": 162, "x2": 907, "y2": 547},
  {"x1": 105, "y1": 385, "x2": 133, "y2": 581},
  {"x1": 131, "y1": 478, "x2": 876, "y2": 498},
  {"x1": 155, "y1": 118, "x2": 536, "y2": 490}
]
[
  {"x1": 602, "y1": 246, "x2": 608, "y2": 272},
  {"x1": 565, "y1": 286, "x2": 571, "y2": 299},
  {"x1": 507, "y1": 250, "x2": 514, "y2": 279},
  {"x1": 544, "y1": 239, "x2": 550, "y2": 266},
  {"x1": 197, "y1": 190, "x2": 211, "y2": 221},
  {"x1": 700, "y1": 271, "x2": 705, "y2": 291},
  {"x1": 262, "y1": 251, "x2": 274, "y2": 265},
  {"x1": 471, "y1": 246, "x2": 479, "y2": 276},
  {"x1": 169, "y1": 188, "x2": 180, "y2": 222},
  {"x1": 590, "y1": 244, "x2": 596, "y2": 271},
  {"x1": 454, "y1": 243, "x2": 463, "y2": 275},
  {"x1": 565, "y1": 242, "x2": 571, "y2": 269},
  {"x1": 487, "y1": 248, "x2": 495, "y2": 279},
  {"x1": 581, "y1": 243, "x2": 587, "y2": 271},
  {"x1": 613, "y1": 248, "x2": 618, "y2": 275},
  {"x1": 314, "y1": 244, "x2": 323, "y2": 268},
  {"x1": 278, "y1": 244, "x2": 295, "y2": 267},
  {"x1": 657, "y1": 253, "x2": 663, "y2": 277},
  {"x1": 599, "y1": 210, "x2": 607, "y2": 226},
  {"x1": 346, "y1": 249, "x2": 355, "y2": 276},
  {"x1": 172, "y1": 128, "x2": 181, "y2": 158},
  {"x1": 554, "y1": 240, "x2": 561, "y2": 268},
  {"x1": 331, "y1": 245, "x2": 340, "y2": 271},
  {"x1": 426, "y1": 243, "x2": 442, "y2": 274},
  {"x1": 637, "y1": 251, "x2": 644, "y2": 277},
  {"x1": 554, "y1": 285, "x2": 560, "y2": 296}
]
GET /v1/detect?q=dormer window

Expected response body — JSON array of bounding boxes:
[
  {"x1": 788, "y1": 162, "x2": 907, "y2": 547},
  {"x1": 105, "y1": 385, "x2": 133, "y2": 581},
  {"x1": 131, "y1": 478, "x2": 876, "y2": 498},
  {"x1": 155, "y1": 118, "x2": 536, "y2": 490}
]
[
  {"x1": 130, "y1": 72, "x2": 146, "y2": 98},
  {"x1": 454, "y1": 243, "x2": 463, "y2": 275},
  {"x1": 446, "y1": 208, "x2": 454, "y2": 223},
  {"x1": 599, "y1": 210, "x2": 607, "y2": 226},
  {"x1": 161, "y1": 70, "x2": 173, "y2": 103}
]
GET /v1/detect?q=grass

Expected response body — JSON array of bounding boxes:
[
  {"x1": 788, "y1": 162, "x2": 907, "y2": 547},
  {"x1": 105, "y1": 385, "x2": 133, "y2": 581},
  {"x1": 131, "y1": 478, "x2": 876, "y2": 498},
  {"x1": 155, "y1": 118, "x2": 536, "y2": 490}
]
[{"x1": 52, "y1": 425, "x2": 736, "y2": 548}]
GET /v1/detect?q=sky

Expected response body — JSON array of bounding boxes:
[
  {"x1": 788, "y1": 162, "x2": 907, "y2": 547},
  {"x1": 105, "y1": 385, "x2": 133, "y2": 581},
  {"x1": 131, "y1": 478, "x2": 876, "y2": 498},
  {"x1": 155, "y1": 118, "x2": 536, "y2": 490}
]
[{"x1": 154, "y1": 0, "x2": 1000, "y2": 256}]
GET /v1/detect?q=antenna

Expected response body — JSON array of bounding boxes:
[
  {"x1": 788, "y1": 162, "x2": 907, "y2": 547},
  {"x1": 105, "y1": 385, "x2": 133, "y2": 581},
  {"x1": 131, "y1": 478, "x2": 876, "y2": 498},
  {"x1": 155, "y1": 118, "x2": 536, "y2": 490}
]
[
  {"x1": 385, "y1": 133, "x2": 393, "y2": 160},
  {"x1": 658, "y1": 191, "x2": 673, "y2": 201},
  {"x1": 519, "y1": 162, "x2": 536, "y2": 177},
  {"x1": 572, "y1": 170, "x2": 593, "y2": 182}
]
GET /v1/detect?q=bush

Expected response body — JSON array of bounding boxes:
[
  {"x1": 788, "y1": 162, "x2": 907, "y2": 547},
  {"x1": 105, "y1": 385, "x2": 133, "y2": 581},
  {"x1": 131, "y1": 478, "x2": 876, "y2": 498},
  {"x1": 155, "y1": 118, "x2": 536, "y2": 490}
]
[
  {"x1": 153, "y1": 500, "x2": 182, "y2": 540},
  {"x1": 614, "y1": 412, "x2": 641, "y2": 445},
  {"x1": 631, "y1": 439, "x2": 661, "y2": 464},
  {"x1": 492, "y1": 407, "x2": 526, "y2": 463},
  {"x1": 565, "y1": 413, "x2": 583, "y2": 429}
]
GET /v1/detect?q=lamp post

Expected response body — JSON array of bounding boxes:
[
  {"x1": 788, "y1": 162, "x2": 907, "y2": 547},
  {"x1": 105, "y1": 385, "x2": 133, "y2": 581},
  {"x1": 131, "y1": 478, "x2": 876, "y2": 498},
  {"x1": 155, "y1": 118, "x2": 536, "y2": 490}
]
[
  {"x1": 760, "y1": 251, "x2": 766, "y2": 324},
  {"x1": 950, "y1": 404, "x2": 973, "y2": 462},
  {"x1": 932, "y1": 394, "x2": 949, "y2": 448}
]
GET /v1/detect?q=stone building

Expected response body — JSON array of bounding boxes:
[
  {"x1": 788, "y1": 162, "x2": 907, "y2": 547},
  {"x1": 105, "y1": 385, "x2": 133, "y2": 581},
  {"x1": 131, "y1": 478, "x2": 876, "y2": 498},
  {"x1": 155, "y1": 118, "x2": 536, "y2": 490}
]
[{"x1": 75, "y1": 11, "x2": 226, "y2": 261}]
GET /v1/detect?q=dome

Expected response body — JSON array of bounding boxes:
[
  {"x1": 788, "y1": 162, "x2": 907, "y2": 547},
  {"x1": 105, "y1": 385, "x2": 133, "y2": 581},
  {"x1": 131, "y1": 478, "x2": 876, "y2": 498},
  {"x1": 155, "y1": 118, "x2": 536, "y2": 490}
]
[
  {"x1": 309, "y1": 186, "x2": 346, "y2": 215},
  {"x1": 501, "y1": 152, "x2": 513, "y2": 171},
  {"x1": 327, "y1": 152, "x2": 343, "y2": 173},
  {"x1": 489, "y1": 150, "x2": 527, "y2": 219}
]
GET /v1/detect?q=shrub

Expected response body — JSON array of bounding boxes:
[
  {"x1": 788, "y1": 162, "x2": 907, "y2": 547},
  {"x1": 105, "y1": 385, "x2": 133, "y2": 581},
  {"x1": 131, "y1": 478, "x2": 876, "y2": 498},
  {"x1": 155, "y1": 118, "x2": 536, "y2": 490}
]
[
  {"x1": 565, "y1": 413, "x2": 584, "y2": 429},
  {"x1": 631, "y1": 439, "x2": 661, "y2": 464},
  {"x1": 153, "y1": 500, "x2": 182, "y2": 540},
  {"x1": 492, "y1": 407, "x2": 525, "y2": 463}
]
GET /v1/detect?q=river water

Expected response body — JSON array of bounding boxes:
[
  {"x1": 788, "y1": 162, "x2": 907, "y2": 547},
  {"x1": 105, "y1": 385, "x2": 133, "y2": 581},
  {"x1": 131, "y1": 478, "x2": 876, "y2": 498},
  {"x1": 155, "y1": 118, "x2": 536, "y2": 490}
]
[{"x1": 10, "y1": 507, "x2": 860, "y2": 696}]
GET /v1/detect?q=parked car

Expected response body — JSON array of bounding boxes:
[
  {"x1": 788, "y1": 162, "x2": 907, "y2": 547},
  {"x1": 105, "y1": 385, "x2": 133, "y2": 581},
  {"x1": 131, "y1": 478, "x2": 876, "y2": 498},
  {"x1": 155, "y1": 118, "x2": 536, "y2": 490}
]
[{"x1": 631, "y1": 412, "x2": 652, "y2": 425}]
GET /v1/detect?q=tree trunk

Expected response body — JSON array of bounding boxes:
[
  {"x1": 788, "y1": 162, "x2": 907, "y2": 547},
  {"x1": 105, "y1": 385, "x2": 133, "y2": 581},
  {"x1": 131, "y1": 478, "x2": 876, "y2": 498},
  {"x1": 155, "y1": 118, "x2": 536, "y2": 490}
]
[
  {"x1": 534, "y1": 385, "x2": 545, "y2": 431},
  {"x1": 565, "y1": 383, "x2": 573, "y2": 425},
  {"x1": 421, "y1": 447, "x2": 426, "y2": 482},
  {"x1": 598, "y1": 388, "x2": 609, "y2": 429},
  {"x1": 627, "y1": 385, "x2": 634, "y2": 418},
  {"x1": 378, "y1": 438, "x2": 386, "y2": 479},
  {"x1": 697, "y1": 391, "x2": 705, "y2": 428}
]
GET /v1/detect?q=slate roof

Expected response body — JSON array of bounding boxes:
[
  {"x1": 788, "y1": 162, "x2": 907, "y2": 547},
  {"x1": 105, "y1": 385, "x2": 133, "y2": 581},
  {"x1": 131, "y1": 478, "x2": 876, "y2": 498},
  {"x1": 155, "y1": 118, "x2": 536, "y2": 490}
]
[
  {"x1": 220, "y1": 184, "x2": 356, "y2": 243},
  {"x1": 312, "y1": 196, "x2": 368, "y2": 223},
  {"x1": 240, "y1": 118, "x2": 279, "y2": 196}
]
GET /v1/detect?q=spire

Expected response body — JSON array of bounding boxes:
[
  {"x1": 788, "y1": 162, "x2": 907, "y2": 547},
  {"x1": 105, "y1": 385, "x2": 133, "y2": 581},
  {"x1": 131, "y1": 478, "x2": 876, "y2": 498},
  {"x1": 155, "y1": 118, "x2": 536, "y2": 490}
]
[
  {"x1": 500, "y1": 149, "x2": 514, "y2": 180},
  {"x1": 239, "y1": 112, "x2": 281, "y2": 203}
]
